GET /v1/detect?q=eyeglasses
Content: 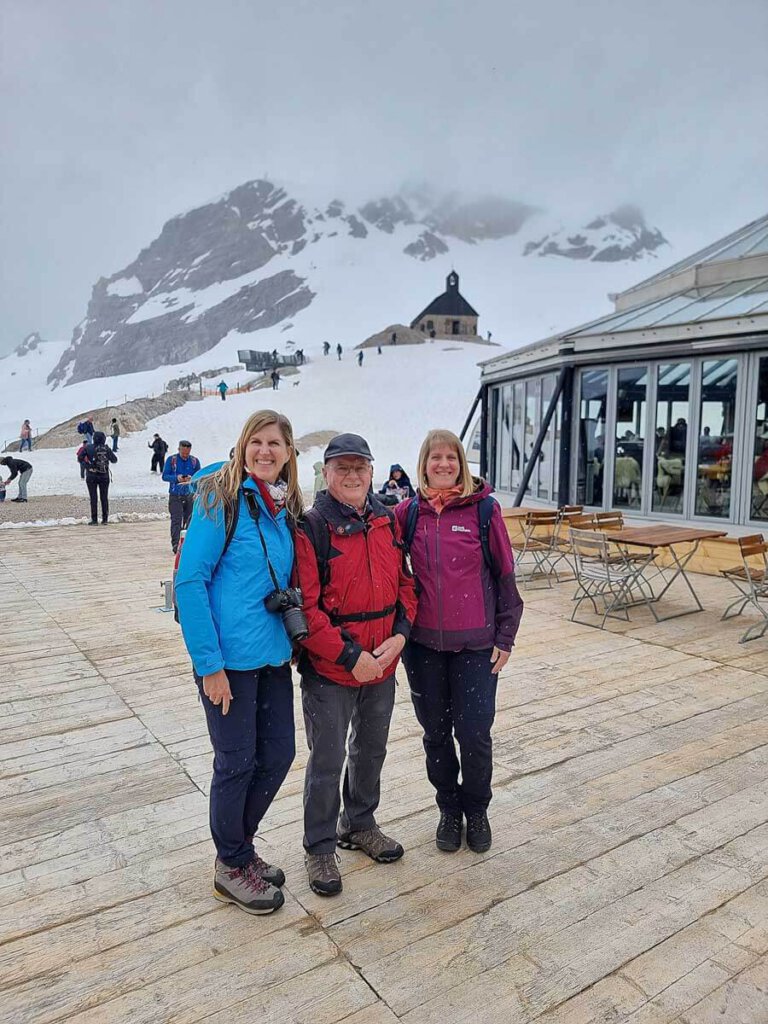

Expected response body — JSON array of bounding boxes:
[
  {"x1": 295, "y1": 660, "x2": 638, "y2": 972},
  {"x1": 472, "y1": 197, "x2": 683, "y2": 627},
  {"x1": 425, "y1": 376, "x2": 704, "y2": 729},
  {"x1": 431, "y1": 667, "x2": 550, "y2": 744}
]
[{"x1": 329, "y1": 463, "x2": 371, "y2": 477}]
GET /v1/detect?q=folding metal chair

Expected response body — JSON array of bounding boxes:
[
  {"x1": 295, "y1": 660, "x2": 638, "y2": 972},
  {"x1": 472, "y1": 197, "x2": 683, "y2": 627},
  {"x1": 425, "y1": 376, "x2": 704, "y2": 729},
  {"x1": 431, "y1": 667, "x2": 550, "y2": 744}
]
[
  {"x1": 516, "y1": 511, "x2": 562, "y2": 587},
  {"x1": 720, "y1": 535, "x2": 768, "y2": 643},
  {"x1": 569, "y1": 527, "x2": 649, "y2": 628},
  {"x1": 592, "y1": 511, "x2": 624, "y2": 531}
]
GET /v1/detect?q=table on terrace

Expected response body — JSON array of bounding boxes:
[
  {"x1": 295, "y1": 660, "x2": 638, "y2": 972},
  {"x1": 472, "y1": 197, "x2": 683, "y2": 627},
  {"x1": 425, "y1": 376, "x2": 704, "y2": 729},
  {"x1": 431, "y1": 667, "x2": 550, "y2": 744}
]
[{"x1": 607, "y1": 525, "x2": 728, "y2": 622}]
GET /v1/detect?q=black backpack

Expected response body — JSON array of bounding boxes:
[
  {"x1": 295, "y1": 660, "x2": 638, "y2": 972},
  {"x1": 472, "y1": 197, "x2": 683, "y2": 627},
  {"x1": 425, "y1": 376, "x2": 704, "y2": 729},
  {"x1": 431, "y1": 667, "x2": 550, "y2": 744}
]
[
  {"x1": 299, "y1": 503, "x2": 398, "y2": 588},
  {"x1": 401, "y1": 495, "x2": 498, "y2": 576},
  {"x1": 87, "y1": 444, "x2": 112, "y2": 477},
  {"x1": 172, "y1": 496, "x2": 240, "y2": 624}
]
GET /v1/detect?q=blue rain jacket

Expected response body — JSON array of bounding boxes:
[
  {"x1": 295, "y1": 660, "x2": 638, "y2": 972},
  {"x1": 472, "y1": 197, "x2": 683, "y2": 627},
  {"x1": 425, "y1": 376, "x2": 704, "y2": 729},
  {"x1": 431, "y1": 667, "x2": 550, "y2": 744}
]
[{"x1": 175, "y1": 476, "x2": 294, "y2": 676}]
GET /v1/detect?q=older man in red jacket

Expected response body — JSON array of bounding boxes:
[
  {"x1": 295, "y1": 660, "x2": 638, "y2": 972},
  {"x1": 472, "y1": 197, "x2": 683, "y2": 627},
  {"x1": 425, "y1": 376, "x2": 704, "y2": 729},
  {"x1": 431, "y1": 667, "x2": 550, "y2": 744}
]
[{"x1": 294, "y1": 433, "x2": 417, "y2": 896}]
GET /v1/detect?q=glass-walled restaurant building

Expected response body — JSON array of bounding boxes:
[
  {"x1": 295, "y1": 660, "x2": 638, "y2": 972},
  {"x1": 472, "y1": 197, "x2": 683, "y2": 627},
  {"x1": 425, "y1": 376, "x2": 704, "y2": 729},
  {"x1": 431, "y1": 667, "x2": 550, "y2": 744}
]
[{"x1": 479, "y1": 215, "x2": 768, "y2": 529}]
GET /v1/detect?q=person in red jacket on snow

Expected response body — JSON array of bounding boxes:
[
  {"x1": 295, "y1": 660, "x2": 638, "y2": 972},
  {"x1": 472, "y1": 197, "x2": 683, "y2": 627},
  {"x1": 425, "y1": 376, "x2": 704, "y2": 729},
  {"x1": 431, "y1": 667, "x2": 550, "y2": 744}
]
[{"x1": 294, "y1": 433, "x2": 417, "y2": 897}]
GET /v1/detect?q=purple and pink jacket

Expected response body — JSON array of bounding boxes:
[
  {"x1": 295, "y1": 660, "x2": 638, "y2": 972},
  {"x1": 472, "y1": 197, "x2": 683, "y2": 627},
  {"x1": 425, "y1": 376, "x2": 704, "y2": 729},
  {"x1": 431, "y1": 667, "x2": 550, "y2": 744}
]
[{"x1": 395, "y1": 482, "x2": 524, "y2": 653}]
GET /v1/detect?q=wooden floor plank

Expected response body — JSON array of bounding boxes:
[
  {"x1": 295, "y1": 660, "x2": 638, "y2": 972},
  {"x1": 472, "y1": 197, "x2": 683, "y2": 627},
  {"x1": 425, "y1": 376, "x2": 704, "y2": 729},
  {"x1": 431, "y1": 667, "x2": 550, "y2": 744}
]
[{"x1": 2, "y1": 521, "x2": 768, "y2": 1023}]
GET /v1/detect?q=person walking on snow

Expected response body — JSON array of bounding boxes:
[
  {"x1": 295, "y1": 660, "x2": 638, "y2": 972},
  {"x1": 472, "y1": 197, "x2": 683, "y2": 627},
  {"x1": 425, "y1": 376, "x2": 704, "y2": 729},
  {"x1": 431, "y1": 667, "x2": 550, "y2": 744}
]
[
  {"x1": 270, "y1": 369, "x2": 281, "y2": 391},
  {"x1": 19, "y1": 420, "x2": 32, "y2": 452},
  {"x1": 357, "y1": 351, "x2": 364, "y2": 367},
  {"x1": 78, "y1": 430, "x2": 117, "y2": 524},
  {"x1": 293, "y1": 433, "x2": 417, "y2": 896},
  {"x1": 217, "y1": 380, "x2": 229, "y2": 402},
  {"x1": 110, "y1": 418, "x2": 120, "y2": 452},
  {"x1": 77, "y1": 417, "x2": 95, "y2": 443},
  {"x1": 0, "y1": 455, "x2": 33, "y2": 502},
  {"x1": 149, "y1": 433, "x2": 168, "y2": 473},
  {"x1": 336, "y1": 343, "x2": 342, "y2": 361},
  {"x1": 174, "y1": 410, "x2": 303, "y2": 916},
  {"x1": 396, "y1": 429, "x2": 523, "y2": 855},
  {"x1": 163, "y1": 440, "x2": 201, "y2": 554},
  {"x1": 323, "y1": 342, "x2": 330, "y2": 356}
]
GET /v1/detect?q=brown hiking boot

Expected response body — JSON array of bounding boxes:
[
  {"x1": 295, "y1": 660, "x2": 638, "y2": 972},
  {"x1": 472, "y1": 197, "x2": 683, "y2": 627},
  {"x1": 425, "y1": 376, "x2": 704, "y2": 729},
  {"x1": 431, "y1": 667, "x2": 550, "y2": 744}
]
[
  {"x1": 337, "y1": 825, "x2": 404, "y2": 863},
  {"x1": 305, "y1": 852, "x2": 342, "y2": 896},
  {"x1": 213, "y1": 859, "x2": 284, "y2": 915}
]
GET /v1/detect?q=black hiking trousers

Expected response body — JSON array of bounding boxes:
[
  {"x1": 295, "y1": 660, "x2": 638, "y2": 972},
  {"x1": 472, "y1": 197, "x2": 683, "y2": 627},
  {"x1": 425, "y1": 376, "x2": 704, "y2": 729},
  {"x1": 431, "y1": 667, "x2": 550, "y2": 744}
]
[{"x1": 86, "y1": 474, "x2": 110, "y2": 523}]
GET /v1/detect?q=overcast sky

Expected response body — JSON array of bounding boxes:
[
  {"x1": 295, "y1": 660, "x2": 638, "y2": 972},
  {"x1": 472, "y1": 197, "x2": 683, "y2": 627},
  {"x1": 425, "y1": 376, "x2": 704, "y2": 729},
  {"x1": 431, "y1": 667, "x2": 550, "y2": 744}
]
[{"x1": 1, "y1": 0, "x2": 767, "y2": 354}]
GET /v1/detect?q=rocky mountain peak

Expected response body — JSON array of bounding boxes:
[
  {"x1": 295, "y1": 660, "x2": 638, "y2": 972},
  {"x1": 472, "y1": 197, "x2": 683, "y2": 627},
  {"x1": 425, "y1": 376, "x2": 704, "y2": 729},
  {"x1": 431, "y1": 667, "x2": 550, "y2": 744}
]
[{"x1": 47, "y1": 178, "x2": 669, "y2": 387}]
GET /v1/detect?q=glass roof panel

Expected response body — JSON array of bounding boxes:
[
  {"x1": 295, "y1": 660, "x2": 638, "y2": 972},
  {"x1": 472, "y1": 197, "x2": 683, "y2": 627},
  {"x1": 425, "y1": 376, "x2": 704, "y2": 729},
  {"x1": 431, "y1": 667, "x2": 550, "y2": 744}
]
[
  {"x1": 651, "y1": 280, "x2": 763, "y2": 326},
  {"x1": 710, "y1": 225, "x2": 768, "y2": 261},
  {"x1": 570, "y1": 277, "x2": 768, "y2": 336},
  {"x1": 621, "y1": 214, "x2": 768, "y2": 293}
]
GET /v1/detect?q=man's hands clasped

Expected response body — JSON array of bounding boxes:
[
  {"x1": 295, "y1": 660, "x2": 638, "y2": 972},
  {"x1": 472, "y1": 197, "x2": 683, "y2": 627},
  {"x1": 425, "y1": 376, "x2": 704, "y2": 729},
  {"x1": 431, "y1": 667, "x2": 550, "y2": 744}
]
[{"x1": 351, "y1": 634, "x2": 406, "y2": 683}]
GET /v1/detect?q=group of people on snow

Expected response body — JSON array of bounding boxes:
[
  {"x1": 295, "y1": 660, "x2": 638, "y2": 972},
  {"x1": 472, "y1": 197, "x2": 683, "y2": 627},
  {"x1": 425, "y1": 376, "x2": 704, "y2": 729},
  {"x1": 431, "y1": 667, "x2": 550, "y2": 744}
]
[{"x1": 173, "y1": 410, "x2": 523, "y2": 915}]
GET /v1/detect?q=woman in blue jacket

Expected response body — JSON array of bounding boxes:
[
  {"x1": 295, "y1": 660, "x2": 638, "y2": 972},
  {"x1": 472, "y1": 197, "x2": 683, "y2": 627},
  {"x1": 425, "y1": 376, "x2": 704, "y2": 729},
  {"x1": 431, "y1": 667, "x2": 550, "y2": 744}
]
[{"x1": 175, "y1": 410, "x2": 303, "y2": 916}]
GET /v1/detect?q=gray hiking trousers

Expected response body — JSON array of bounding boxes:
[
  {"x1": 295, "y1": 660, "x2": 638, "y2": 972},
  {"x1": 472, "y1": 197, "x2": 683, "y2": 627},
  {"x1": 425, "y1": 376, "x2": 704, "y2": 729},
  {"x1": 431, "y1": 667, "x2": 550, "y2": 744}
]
[{"x1": 301, "y1": 670, "x2": 396, "y2": 854}]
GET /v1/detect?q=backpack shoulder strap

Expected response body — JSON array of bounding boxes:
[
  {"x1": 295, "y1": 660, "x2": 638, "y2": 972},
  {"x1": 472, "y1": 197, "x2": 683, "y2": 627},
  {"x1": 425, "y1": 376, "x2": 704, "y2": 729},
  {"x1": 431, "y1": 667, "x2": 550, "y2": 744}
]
[
  {"x1": 402, "y1": 496, "x2": 420, "y2": 554},
  {"x1": 221, "y1": 494, "x2": 240, "y2": 559},
  {"x1": 299, "y1": 507, "x2": 332, "y2": 586},
  {"x1": 477, "y1": 496, "x2": 497, "y2": 576}
]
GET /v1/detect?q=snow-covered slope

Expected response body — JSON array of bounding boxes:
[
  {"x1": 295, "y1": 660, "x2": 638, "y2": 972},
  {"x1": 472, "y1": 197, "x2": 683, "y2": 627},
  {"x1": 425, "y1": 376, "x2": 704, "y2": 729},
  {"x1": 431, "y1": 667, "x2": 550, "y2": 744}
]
[
  {"x1": 13, "y1": 342, "x2": 484, "y2": 498},
  {"x1": 47, "y1": 179, "x2": 670, "y2": 387}
]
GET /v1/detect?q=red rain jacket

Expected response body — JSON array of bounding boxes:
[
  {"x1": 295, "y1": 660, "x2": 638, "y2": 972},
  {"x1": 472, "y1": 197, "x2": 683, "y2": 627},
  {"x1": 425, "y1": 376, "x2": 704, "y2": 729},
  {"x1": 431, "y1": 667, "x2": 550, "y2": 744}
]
[{"x1": 294, "y1": 491, "x2": 418, "y2": 686}]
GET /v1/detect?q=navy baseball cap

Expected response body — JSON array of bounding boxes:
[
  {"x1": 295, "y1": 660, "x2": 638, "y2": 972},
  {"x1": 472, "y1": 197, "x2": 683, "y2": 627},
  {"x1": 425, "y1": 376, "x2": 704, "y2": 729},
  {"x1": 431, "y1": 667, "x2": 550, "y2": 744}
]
[{"x1": 323, "y1": 433, "x2": 373, "y2": 463}]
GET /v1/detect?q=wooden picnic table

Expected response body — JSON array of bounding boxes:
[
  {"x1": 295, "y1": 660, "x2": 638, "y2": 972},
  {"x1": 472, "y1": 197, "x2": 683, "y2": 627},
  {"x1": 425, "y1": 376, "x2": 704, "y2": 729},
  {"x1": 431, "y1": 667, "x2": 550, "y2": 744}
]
[
  {"x1": 501, "y1": 506, "x2": 545, "y2": 520},
  {"x1": 606, "y1": 524, "x2": 728, "y2": 621}
]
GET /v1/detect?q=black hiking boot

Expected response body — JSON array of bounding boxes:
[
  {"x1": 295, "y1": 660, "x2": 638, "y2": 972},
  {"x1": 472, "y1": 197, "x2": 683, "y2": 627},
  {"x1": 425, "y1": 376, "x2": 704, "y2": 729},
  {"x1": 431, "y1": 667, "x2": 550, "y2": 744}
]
[
  {"x1": 466, "y1": 811, "x2": 492, "y2": 853},
  {"x1": 435, "y1": 812, "x2": 462, "y2": 852}
]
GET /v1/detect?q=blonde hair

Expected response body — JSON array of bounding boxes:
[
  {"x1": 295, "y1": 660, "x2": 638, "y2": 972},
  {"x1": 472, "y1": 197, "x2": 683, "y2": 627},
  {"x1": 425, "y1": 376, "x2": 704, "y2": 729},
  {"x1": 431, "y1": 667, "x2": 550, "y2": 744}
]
[
  {"x1": 416, "y1": 429, "x2": 475, "y2": 499},
  {"x1": 195, "y1": 410, "x2": 304, "y2": 523}
]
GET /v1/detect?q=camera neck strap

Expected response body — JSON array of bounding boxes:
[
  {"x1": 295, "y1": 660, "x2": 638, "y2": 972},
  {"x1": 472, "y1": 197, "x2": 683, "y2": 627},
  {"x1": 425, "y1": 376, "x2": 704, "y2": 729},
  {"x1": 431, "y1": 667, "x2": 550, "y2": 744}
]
[{"x1": 243, "y1": 490, "x2": 281, "y2": 592}]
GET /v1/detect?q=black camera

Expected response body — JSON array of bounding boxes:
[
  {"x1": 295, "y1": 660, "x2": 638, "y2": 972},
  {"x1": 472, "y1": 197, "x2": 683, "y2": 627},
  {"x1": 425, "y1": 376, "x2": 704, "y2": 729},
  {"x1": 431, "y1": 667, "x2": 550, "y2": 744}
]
[{"x1": 264, "y1": 587, "x2": 309, "y2": 642}]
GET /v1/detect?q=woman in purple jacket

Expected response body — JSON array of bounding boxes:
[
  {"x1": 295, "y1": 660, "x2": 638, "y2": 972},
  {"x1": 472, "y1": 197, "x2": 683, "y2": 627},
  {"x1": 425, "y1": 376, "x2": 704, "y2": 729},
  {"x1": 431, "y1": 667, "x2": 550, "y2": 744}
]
[{"x1": 396, "y1": 429, "x2": 523, "y2": 854}]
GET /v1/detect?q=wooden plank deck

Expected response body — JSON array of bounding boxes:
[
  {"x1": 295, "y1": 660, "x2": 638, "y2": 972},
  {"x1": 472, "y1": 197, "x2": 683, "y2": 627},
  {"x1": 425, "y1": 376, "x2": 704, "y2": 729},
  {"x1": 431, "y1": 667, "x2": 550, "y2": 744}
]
[{"x1": 1, "y1": 521, "x2": 767, "y2": 1023}]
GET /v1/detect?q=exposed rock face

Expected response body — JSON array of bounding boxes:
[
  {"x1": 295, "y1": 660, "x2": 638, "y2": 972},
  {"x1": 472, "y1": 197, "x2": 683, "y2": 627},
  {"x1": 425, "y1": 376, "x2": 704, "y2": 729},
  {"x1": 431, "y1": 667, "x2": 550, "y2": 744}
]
[
  {"x1": 48, "y1": 179, "x2": 668, "y2": 387},
  {"x1": 8, "y1": 332, "x2": 49, "y2": 358},
  {"x1": 524, "y1": 206, "x2": 668, "y2": 262},
  {"x1": 404, "y1": 231, "x2": 450, "y2": 261}
]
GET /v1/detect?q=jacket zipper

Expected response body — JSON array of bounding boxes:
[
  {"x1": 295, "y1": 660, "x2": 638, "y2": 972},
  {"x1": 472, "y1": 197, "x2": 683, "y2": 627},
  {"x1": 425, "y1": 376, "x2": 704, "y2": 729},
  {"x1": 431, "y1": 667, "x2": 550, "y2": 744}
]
[{"x1": 435, "y1": 514, "x2": 444, "y2": 649}]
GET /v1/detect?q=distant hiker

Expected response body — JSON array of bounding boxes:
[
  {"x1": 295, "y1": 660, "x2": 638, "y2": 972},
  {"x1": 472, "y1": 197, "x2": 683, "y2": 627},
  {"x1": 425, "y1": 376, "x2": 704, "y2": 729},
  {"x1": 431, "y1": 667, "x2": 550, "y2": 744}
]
[
  {"x1": 378, "y1": 463, "x2": 415, "y2": 502},
  {"x1": 78, "y1": 430, "x2": 117, "y2": 525},
  {"x1": 19, "y1": 420, "x2": 32, "y2": 452},
  {"x1": 357, "y1": 351, "x2": 364, "y2": 367},
  {"x1": 429, "y1": 329, "x2": 436, "y2": 340},
  {"x1": 487, "y1": 330, "x2": 492, "y2": 342},
  {"x1": 336, "y1": 343, "x2": 342, "y2": 361},
  {"x1": 313, "y1": 460, "x2": 324, "y2": 498},
  {"x1": 1, "y1": 455, "x2": 33, "y2": 502},
  {"x1": 217, "y1": 380, "x2": 229, "y2": 402},
  {"x1": 163, "y1": 440, "x2": 201, "y2": 554},
  {"x1": 391, "y1": 332, "x2": 397, "y2": 346},
  {"x1": 271, "y1": 369, "x2": 281, "y2": 391},
  {"x1": 110, "y1": 418, "x2": 120, "y2": 452},
  {"x1": 323, "y1": 342, "x2": 330, "y2": 356},
  {"x1": 77, "y1": 417, "x2": 95, "y2": 442},
  {"x1": 377, "y1": 345, "x2": 382, "y2": 355},
  {"x1": 296, "y1": 349, "x2": 305, "y2": 365},
  {"x1": 148, "y1": 433, "x2": 168, "y2": 473}
]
